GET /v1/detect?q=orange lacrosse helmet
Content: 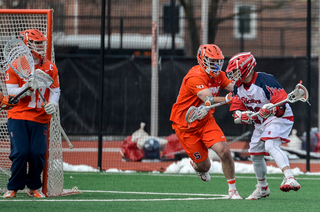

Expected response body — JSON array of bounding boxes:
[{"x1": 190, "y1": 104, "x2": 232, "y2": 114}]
[
  {"x1": 226, "y1": 52, "x2": 256, "y2": 87},
  {"x1": 197, "y1": 44, "x2": 224, "y2": 78},
  {"x1": 19, "y1": 29, "x2": 47, "y2": 61}
]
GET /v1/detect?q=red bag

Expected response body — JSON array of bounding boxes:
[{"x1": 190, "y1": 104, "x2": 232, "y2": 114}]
[
  {"x1": 163, "y1": 134, "x2": 185, "y2": 159},
  {"x1": 314, "y1": 133, "x2": 320, "y2": 153},
  {"x1": 120, "y1": 136, "x2": 144, "y2": 161}
]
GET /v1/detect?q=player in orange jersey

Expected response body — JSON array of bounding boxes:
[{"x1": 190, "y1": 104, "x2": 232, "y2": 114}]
[
  {"x1": 3, "y1": 29, "x2": 60, "y2": 198},
  {"x1": 170, "y1": 44, "x2": 242, "y2": 199}
]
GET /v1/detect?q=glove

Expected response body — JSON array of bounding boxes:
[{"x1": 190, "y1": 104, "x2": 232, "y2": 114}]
[
  {"x1": 42, "y1": 101, "x2": 58, "y2": 115},
  {"x1": 0, "y1": 94, "x2": 19, "y2": 110},
  {"x1": 225, "y1": 92, "x2": 233, "y2": 105},
  {"x1": 233, "y1": 110, "x2": 257, "y2": 125},
  {"x1": 20, "y1": 77, "x2": 43, "y2": 98},
  {"x1": 197, "y1": 105, "x2": 209, "y2": 120},
  {"x1": 20, "y1": 80, "x2": 34, "y2": 98},
  {"x1": 258, "y1": 103, "x2": 277, "y2": 119}
]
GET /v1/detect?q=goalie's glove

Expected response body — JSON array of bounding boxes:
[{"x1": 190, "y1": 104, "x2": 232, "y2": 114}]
[
  {"x1": 42, "y1": 101, "x2": 58, "y2": 115},
  {"x1": 225, "y1": 92, "x2": 233, "y2": 105},
  {"x1": 20, "y1": 77, "x2": 40, "y2": 98},
  {"x1": 20, "y1": 77, "x2": 44, "y2": 98},
  {"x1": 233, "y1": 110, "x2": 257, "y2": 125},
  {"x1": 197, "y1": 105, "x2": 209, "y2": 120},
  {"x1": 258, "y1": 103, "x2": 277, "y2": 119},
  {"x1": 0, "y1": 93, "x2": 19, "y2": 110}
]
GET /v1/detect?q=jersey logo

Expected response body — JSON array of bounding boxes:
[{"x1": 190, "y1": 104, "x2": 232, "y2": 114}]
[
  {"x1": 241, "y1": 97, "x2": 261, "y2": 104},
  {"x1": 209, "y1": 86, "x2": 220, "y2": 95}
]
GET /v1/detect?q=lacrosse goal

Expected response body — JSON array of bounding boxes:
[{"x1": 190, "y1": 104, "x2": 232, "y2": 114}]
[{"x1": 0, "y1": 9, "x2": 77, "y2": 197}]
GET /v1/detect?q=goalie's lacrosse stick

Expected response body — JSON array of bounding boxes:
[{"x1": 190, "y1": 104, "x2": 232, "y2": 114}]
[
  {"x1": 185, "y1": 100, "x2": 230, "y2": 123},
  {"x1": 37, "y1": 89, "x2": 73, "y2": 149},
  {"x1": 3, "y1": 39, "x2": 53, "y2": 101},
  {"x1": 3, "y1": 38, "x2": 73, "y2": 149},
  {"x1": 251, "y1": 81, "x2": 310, "y2": 118}
]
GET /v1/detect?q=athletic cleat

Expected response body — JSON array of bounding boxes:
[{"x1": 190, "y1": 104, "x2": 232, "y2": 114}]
[
  {"x1": 245, "y1": 184, "x2": 270, "y2": 200},
  {"x1": 280, "y1": 177, "x2": 301, "y2": 192},
  {"x1": 228, "y1": 189, "x2": 243, "y2": 199},
  {"x1": 27, "y1": 189, "x2": 46, "y2": 198},
  {"x1": 190, "y1": 160, "x2": 211, "y2": 182},
  {"x1": 3, "y1": 190, "x2": 16, "y2": 198}
]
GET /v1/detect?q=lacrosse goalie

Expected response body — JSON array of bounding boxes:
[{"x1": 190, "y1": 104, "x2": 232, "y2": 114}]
[
  {"x1": 170, "y1": 44, "x2": 242, "y2": 199},
  {"x1": 3, "y1": 29, "x2": 61, "y2": 198},
  {"x1": 226, "y1": 52, "x2": 301, "y2": 200}
]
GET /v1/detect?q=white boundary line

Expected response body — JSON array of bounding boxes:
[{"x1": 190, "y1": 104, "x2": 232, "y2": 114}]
[{"x1": 0, "y1": 190, "x2": 229, "y2": 202}]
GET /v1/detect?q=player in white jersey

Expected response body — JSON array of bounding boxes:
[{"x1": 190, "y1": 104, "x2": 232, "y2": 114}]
[{"x1": 225, "y1": 52, "x2": 301, "y2": 200}]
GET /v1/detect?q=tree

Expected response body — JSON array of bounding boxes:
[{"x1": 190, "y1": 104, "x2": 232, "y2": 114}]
[{"x1": 179, "y1": 0, "x2": 287, "y2": 56}]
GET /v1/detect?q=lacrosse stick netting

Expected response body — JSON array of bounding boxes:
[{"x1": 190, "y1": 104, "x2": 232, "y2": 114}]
[{"x1": 3, "y1": 38, "x2": 34, "y2": 78}]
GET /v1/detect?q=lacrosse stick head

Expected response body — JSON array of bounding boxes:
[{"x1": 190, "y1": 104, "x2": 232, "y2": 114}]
[
  {"x1": 3, "y1": 38, "x2": 34, "y2": 78},
  {"x1": 287, "y1": 82, "x2": 309, "y2": 103},
  {"x1": 185, "y1": 106, "x2": 198, "y2": 123},
  {"x1": 33, "y1": 69, "x2": 54, "y2": 88}
]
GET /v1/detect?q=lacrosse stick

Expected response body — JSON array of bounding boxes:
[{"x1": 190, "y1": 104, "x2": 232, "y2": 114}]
[
  {"x1": 185, "y1": 100, "x2": 230, "y2": 123},
  {"x1": 251, "y1": 81, "x2": 310, "y2": 118},
  {"x1": 3, "y1": 39, "x2": 53, "y2": 100},
  {"x1": 3, "y1": 38, "x2": 73, "y2": 149},
  {"x1": 37, "y1": 88, "x2": 73, "y2": 149}
]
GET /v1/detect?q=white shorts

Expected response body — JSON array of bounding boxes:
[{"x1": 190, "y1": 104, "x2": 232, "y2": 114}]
[{"x1": 249, "y1": 118, "x2": 293, "y2": 155}]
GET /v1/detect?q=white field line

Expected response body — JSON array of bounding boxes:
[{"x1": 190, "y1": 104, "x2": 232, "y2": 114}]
[
  {"x1": 0, "y1": 197, "x2": 229, "y2": 202},
  {"x1": 0, "y1": 190, "x2": 229, "y2": 202},
  {"x1": 80, "y1": 190, "x2": 226, "y2": 196}
]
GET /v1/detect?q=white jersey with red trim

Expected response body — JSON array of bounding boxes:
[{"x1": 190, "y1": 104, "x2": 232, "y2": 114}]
[{"x1": 230, "y1": 72, "x2": 294, "y2": 131}]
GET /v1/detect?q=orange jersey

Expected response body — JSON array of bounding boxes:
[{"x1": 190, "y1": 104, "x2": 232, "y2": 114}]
[
  {"x1": 170, "y1": 65, "x2": 231, "y2": 129},
  {"x1": 6, "y1": 59, "x2": 60, "y2": 124}
]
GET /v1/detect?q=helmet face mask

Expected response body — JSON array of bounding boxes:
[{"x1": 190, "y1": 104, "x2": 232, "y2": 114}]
[
  {"x1": 197, "y1": 44, "x2": 224, "y2": 78},
  {"x1": 226, "y1": 67, "x2": 241, "y2": 86},
  {"x1": 19, "y1": 29, "x2": 47, "y2": 61},
  {"x1": 226, "y1": 52, "x2": 256, "y2": 87},
  {"x1": 202, "y1": 56, "x2": 224, "y2": 77}
]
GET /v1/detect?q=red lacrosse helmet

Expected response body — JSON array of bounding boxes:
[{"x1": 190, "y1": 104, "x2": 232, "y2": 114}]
[
  {"x1": 19, "y1": 29, "x2": 47, "y2": 61},
  {"x1": 197, "y1": 44, "x2": 224, "y2": 78},
  {"x1": 226, "y1": 52, "x2": 256, "y2": 87}
]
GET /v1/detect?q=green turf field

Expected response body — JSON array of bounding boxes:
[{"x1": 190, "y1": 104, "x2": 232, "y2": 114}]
[{"x1": 0, "y1": 172, "x2": 319, "y2": 212}]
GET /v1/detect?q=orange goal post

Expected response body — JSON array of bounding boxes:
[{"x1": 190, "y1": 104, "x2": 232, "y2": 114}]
[{"x1": 0, "y1": 9, "x2": 77, "y2": 197}]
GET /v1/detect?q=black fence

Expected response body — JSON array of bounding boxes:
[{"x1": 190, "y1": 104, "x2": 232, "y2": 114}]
[{"x1": 56, "y1": 55, "x2": 318, "y2": 138}]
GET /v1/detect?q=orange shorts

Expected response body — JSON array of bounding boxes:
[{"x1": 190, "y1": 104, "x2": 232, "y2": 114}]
[{"x1": 172, "y1": 117, "x2": 227, "y2": 163}]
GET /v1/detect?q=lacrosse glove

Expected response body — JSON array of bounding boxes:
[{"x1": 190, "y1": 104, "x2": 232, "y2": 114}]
[
  {"x1": 42, "y1": 101, "x2": 58, "y2": 115},
  {"x1": 233, "y1": 110, "x2": 257, "y2": 125},
  {"x1": 0, "y1": 93, "x2": 19, "y2": 110}
]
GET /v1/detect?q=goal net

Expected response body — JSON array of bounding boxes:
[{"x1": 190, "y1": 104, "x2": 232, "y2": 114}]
[{"x1": 0, "y1": 9, "x2": 74, "y2": 197}]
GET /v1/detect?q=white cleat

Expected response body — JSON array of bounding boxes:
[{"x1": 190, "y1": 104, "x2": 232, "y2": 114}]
[
  {"x1": 228, "y1": 189, "x2": 243, "y2": 199},
  {"x1": 280, "y1": 177, "x2": 301, "y2": 192},
  {"x1": 245, "y1": 184, "x2": 270, "y2": 200},
  {"x1": 190, "y1": 160, "x2": 211, "y2": 182}
]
